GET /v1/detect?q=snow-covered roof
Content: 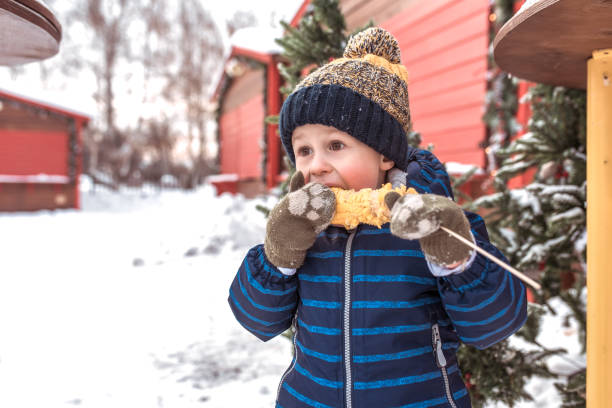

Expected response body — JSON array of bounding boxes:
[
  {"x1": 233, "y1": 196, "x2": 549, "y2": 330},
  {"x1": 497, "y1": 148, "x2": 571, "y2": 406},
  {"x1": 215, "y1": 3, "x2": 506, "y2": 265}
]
[
  {"x1": 0, "y1": 86, "x2": 91, "y2": 122},
  {"x1": 230, "y1": 26, "x2": 285, "y2": 55},
  {"x1": 211, "y1": 1, "x2": 305, "y2": 100}
]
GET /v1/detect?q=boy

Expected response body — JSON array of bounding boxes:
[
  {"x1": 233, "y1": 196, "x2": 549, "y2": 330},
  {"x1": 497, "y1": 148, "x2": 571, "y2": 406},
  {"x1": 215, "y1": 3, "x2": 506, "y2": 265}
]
[{"x1": 228, "y1": 28, "x2": 527, "y2": 408}]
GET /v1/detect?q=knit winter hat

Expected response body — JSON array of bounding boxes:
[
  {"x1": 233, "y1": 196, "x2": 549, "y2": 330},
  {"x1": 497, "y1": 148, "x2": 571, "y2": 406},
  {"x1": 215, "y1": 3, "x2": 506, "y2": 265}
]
[{"x1": 279, "y1": 27, "x2": 412, "y2": 170}]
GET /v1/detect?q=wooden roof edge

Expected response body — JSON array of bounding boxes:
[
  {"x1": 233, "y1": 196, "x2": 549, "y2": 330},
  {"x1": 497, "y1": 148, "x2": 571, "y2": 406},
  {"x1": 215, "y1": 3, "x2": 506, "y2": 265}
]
[
  {"x1": 290, "y1": 0, "x2": 312, "y2": 28},
  {"x1": 231, "y1": 46, "x2": 276, "y2": 64}
]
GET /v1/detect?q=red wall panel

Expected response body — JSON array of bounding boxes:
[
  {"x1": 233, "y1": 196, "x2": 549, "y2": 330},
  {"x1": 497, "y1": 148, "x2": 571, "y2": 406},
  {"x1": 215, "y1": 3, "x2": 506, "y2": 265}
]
[
  {"x1": 0, "y1": 130, "x2": 68, "y2": 175},
  {"x1": 383, "y1": 0, "x2": 489, "y2": 167},
  {"x1": 219, "y1": 94, "x2": 264, "y2": 179}
]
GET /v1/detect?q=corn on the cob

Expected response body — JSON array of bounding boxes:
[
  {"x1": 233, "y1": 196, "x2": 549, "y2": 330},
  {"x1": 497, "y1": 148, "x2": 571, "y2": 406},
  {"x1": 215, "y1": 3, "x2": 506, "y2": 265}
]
[{"x1": 330, "y1": 183, "x2": 418, "y2": 229}]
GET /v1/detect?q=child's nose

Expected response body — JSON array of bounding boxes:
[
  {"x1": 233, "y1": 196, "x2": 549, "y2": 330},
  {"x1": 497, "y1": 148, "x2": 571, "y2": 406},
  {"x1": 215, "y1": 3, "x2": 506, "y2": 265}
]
[{"x1": 308, "y1": 153, "x2": 332, "y2": 178}]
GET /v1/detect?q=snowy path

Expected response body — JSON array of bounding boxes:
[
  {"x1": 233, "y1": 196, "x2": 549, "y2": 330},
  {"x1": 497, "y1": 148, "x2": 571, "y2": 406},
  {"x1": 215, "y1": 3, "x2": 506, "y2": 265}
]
[{"x1": 0, "y1": 187, "x2": 291, "y2": 408}]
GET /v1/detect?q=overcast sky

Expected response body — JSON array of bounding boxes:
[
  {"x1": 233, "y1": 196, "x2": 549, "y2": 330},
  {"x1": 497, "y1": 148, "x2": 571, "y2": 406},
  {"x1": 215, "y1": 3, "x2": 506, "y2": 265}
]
[{"x1": 208, "y1": 0, "x2": 302, "y2": 30}]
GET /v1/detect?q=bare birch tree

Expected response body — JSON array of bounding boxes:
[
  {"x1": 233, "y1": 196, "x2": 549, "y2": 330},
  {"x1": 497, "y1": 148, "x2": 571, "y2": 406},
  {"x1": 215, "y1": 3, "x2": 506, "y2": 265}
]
[
  {"x1": 58, "y1": 0, "x2": 141, "y2": 186},
  {"x1": 226, "y1": 10, "x2": 258, "y2": 36},
  {"x1": 163, "y1": 0, "x2": 224, "y2": 188}
]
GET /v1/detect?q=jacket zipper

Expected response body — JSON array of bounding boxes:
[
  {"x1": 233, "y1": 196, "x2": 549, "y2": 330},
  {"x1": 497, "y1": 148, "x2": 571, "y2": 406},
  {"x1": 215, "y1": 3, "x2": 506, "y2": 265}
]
[
  {"x1": 344, "y1": 230, "x2": 356, "y2": 408},
  {"x1": 277, "y1": 315, "x2": 298, "y2": 401},
  {"x1": 431, "y1": 323, "x2": 457, "y2": 408}
]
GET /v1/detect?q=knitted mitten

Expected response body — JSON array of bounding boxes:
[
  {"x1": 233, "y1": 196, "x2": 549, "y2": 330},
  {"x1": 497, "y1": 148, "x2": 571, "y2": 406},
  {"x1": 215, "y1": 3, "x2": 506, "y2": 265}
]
[
  {"x1": 384, "y1": 192, "x2": 472, "y2": 266},
  {"x1": 264, "y1": 171, "x2": 336, "y2": 268}
]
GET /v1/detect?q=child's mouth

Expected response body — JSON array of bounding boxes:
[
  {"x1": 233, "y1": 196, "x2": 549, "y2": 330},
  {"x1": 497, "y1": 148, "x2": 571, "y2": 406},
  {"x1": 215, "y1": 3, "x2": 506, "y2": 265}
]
[{"x1": 309, "y1": 178, "x2": 339, "y2": 189}]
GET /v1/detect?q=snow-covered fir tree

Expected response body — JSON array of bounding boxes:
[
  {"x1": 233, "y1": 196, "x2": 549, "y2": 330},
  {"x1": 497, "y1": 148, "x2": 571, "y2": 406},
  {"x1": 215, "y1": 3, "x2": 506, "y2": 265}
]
[
  {"x1": 453, "y1": 2, "x2": 586, "y2": 407},
  {"x1": 473, "y1": 84, "x2": 587, "y2": 407},
  {"x1": 275, "y1": 0, "x2": 349, "y2": 96}
]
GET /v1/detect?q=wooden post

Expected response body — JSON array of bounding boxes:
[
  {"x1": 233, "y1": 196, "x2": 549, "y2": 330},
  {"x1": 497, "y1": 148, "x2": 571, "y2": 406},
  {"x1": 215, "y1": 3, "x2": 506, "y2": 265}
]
[
  {"x1": 586, "y1": 48, "x2": 612, "y2": 407},
  {"x1": 74, "y1": 119, "x2": 83, "y2": 210},
  {"x1": 266, "y1": 59, "x2": 281, "y2": 189}
]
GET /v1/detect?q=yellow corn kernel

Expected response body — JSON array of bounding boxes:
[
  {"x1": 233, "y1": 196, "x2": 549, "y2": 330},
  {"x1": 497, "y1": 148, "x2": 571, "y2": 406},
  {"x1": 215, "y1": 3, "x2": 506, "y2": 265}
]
[{"x1": 330, "y1": 183, "x2": 418, "y2": 229}]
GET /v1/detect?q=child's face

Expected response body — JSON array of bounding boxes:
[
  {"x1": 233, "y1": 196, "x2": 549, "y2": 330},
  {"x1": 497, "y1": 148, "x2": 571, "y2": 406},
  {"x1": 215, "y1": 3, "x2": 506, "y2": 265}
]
[{"x1": 292, "y1": 124, "x2": 395, "y2": 190}]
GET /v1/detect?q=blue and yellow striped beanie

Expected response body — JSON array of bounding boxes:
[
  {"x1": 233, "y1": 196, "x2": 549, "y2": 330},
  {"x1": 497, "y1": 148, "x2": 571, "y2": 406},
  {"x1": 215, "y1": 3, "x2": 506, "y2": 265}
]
[{"x1": 279, "y1": 27, "x2": 412, "y2": 170}]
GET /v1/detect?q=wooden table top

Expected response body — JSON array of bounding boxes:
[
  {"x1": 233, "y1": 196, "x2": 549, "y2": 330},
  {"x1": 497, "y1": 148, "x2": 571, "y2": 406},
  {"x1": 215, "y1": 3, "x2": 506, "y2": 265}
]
[
  {"x1": 493, "y1": 0, "x2": 612, "y2": 89},
  {"x1": 0, "y1": 0, "x2": 61, "y2": 66}
]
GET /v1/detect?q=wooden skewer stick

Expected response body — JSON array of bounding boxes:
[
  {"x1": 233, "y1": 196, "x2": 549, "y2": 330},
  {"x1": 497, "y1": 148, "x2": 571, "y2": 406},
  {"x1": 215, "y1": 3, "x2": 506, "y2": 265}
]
[{"x1": 440, "y1": 226, "x2": 541, "y2": 291}]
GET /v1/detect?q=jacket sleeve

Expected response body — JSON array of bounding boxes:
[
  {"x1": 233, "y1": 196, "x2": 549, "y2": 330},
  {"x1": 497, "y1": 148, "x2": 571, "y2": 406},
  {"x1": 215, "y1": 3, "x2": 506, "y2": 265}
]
[
  {"x1": 404, "y1": 149, "x2": 455, "y2": 199},
  {"x1": 228, "y1": 244, "x2": 298, "y2": 341},
  {"x1": 437, "y1": 211, "x2": 528, "y2": 349}
]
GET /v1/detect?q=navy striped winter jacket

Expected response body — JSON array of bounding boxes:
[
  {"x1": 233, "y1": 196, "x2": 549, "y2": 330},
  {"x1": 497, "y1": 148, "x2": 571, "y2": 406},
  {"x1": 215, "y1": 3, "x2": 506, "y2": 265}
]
[{"x1": 228, "y1": 149, "x2": 528, "y2": 408}]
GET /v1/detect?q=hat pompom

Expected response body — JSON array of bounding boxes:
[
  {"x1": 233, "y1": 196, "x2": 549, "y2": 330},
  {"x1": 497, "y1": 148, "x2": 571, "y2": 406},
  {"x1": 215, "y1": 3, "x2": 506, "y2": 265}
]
[{"x1": 343, "y1": 27, "x2": 401, "y2": 64}]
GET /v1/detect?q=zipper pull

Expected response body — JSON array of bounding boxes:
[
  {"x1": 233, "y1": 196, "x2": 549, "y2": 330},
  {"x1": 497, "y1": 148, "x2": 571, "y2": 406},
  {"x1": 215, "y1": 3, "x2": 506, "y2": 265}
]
[{"x1": 432, "y1": 324, "x2": 447, "y2": 368}]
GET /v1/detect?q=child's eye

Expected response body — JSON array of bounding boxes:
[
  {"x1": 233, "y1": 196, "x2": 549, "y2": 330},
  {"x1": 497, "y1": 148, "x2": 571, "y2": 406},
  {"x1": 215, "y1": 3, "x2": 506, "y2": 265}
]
[
  {"x1": 296, "y1": 146, "x2": 312, "y2": 156},
  {"x1": 329, "y1": 141, "x2": 345, "y2": 151}
]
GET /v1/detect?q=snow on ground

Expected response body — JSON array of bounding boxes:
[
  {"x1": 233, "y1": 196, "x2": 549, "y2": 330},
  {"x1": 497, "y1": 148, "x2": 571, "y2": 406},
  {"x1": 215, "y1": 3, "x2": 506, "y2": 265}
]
[
  {"x1": 0, "y1": 183, "x2": 290, "y2": 408},
  {"x1": 489, "y1": 296, "x2": 586, "y2": 408},
  {"x1": 0, "y1": 181, "x2": 583, "y2": 407}
]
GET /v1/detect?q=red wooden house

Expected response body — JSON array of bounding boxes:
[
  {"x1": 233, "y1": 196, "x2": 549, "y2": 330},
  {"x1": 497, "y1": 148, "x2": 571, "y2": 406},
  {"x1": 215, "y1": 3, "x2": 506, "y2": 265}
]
[
  {"x1": 0, "y1": 89, "x2": 90, "y2": 211},
  {"x1": 211, "y1": 43, "x2": 283, "y2": 197},
  {"x1": 212, "y1": 0, "x2": 512, "y2": 196},
  {"x1": 211, "y1": 4, "x2": 308, "y2": 196}
]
